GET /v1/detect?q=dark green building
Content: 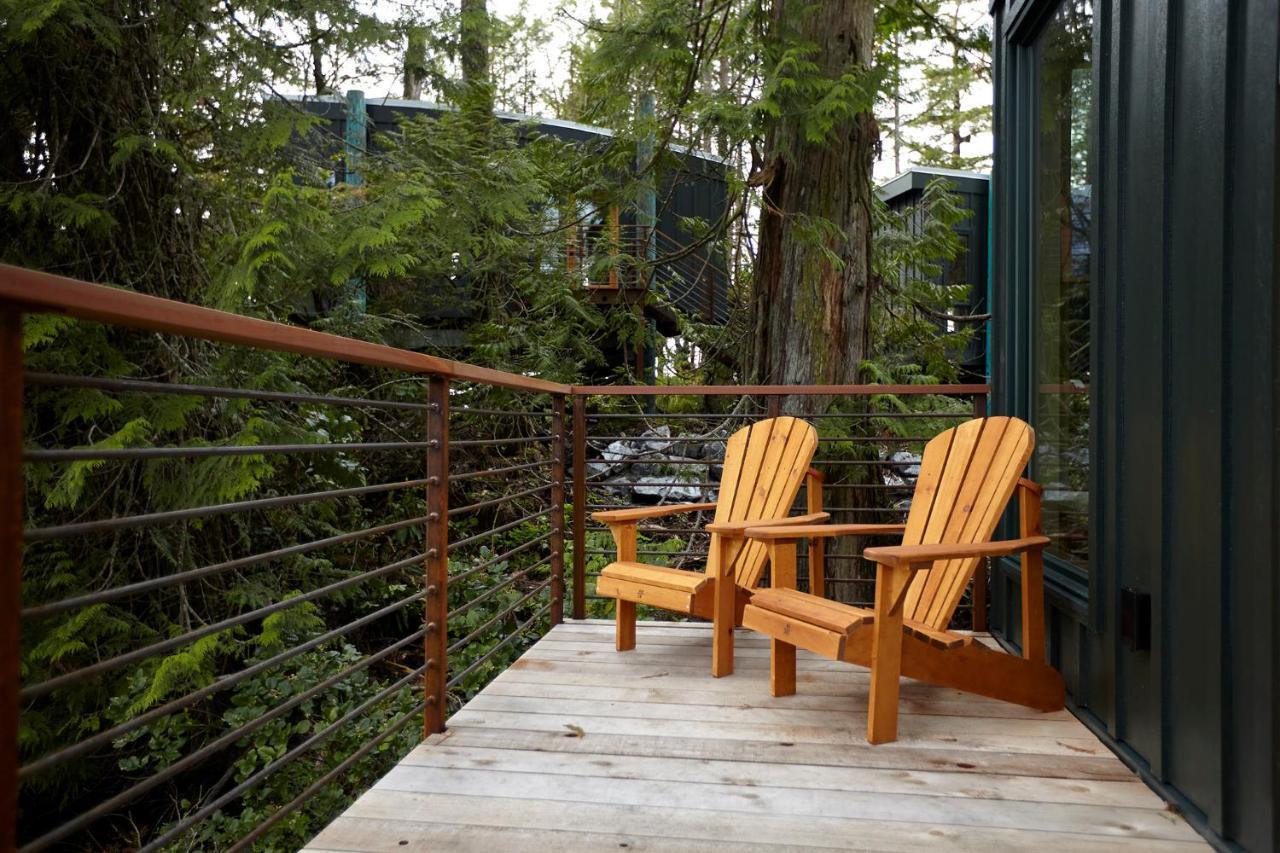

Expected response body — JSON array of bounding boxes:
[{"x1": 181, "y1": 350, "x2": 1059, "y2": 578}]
[
  {"x1": 988, "y1": 0, "x2": 1278, "y2": 848},
  {"x1": 878, "y1": 167, "x2": 990, "y2": 383}
]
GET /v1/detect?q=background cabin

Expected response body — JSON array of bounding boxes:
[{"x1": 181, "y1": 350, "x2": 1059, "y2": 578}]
[
  {"x1": 287, "y1": 93, "x2": 730, "y2": 378},
  {"x1": 878, "y1": 167, "x2": 990, "y2": 384}
]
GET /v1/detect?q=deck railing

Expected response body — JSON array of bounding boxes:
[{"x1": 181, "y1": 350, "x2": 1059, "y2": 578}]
[{"x1": 0, "y1": 264, "x2": 989, "y2": 850}]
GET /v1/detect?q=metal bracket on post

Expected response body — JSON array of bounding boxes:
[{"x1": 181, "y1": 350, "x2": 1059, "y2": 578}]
[
  {"x1": 0, "y1": 305, "x2": 22, "y2": 850},
  {"x1": 423, "y1": 376, "x2": 449, "y2": 735},
  {"x1": 550, "y1": 396, "x2": 567, "y2": 625}
]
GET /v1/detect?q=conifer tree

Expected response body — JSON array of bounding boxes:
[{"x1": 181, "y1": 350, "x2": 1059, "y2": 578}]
[{"x1": 901, "y1": 0, "x2": 993, "y2": 171}]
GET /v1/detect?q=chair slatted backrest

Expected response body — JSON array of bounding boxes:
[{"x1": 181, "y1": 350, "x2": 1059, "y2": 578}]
[
  {"x1": 900, "y1": 416, "x2": 1036, "y2": 630},
  {"x1": 707, "y1": 416, "x2": 819, "y2": 589}
]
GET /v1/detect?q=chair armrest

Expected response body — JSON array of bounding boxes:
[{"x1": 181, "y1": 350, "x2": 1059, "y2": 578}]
[
  {"x1": 864, "y1": 535, "x2": 1051, "y2": 568},
  {"x1": 744, "y1": 523, "x2": 907, "y2": 541},
  {"x1": 704, "y1": 512, "x2": 829, "y2": 537},
  {"x1": 591, "y1": 502, "x2": 717, "y2": 523}
]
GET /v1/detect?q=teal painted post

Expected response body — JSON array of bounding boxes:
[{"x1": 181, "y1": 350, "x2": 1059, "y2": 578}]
[
  {"x1": 344, "y1": 89, "x2": 366, "y2": 187},
  {"x1": 343, "y1": 89, "x2": 368, "y2": 311},
  {"x1": 636, "y1": 91, "x2": 657, "y2": 268}
]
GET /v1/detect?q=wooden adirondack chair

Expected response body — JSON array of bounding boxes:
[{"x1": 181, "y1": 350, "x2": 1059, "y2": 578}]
[
  {"x1": 740, "y1": 416, "x2": 1066, "y2": 743},
  {"x1": 593, "y1": 416, "x2": 825, "y2": 677}
]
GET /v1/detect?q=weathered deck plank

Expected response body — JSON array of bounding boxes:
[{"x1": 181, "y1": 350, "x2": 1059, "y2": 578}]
[{"x1": 304, "y1": 620, "x2": 1208, "y2": 851}]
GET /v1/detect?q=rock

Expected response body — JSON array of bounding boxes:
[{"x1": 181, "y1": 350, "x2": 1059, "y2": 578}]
[
  {"x1": 702, "y1": 439, "x2": 727, "y2": 462},
  {"x1": 602, "y1": 440, "x2": 637, "y2": 462},
  {"x1": 672, "y1": 439, "x2": 704, "y2": 459},
  {"x1": 587, "y1": 461, "x2": 617, "y2": 479},
  {"x1": 632, "y1": 476, "x2": 710, "y2": 502},
  {"x1": 887, "y1": 449, "x2": 922, "y2": 480},
  {"x1": 640, "y1": 425, "x2": 675, "y2": 452}
]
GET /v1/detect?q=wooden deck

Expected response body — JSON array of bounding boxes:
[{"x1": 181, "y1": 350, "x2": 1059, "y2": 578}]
[{"x1": 305, "y1": 620, "x2": 1208, "y2": 852}]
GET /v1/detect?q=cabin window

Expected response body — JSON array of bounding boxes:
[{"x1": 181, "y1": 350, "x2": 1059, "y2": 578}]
[{"x1": 1032, "y1": 0, "x2": 1093, "y2": 572}]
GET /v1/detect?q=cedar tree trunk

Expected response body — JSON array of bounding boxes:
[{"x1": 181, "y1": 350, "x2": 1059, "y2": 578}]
[{"x1": 752, "y1": 0, "x2": 878, "y2": 414}]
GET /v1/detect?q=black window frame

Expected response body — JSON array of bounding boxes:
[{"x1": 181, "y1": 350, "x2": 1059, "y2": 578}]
[{"x1": 996, "y1": 0, "x2": 1101, "y2": 618}]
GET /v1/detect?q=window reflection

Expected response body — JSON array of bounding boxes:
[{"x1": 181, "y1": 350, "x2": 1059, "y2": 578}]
[{"x1": 1034, "y1": 0, "x2": 1092, "y2": 571}]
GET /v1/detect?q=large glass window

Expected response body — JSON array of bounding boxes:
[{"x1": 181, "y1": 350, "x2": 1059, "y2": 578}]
[{"x1": 1033, "y1": 0, "x2": 1092, "y2": 572}]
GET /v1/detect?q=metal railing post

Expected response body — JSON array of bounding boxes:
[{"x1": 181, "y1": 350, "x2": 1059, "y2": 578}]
[
  {"x1": 571, "y1": 394, "x2": 587, "y2": 620},
  {"x1": 0, "y1": 305, "x2": 22, "y2": 850},
  {"x1": 550, "y1": 396, "x2": 567, "y2": 625},
  {"x1": 971, "y1": 390, "x2": 989, "y2": 632},
  {"x1": 424, "y1": 376, "x2": 449, "y2": 734}
]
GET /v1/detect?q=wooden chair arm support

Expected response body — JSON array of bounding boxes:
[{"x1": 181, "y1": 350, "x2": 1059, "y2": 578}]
[
  {"x1": 704, "y1": 512, "x2": 829, "y2": 537},
  {"x1": 1017, "y1": 477, "x2": 1043, "y2": 496},
  {"x1": 864, "y1": 535, "x2": 1051, "y2": 569},
  {"x1": 743, "y1": 523, "x2": 907, "y2": 541},
  {"x1": 591, "y1": 502, "x2": 717, "y2": 523}
]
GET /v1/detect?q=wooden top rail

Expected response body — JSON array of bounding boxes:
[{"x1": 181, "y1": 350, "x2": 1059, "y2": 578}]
[
  {"x1": 0, "y1": 264, "x2": 571, "y2": 395},
  {"x1": 572, "y1": 384, "x2": 991, "y2": 396},
  {"x1": 0, "y1": 265, "x2": 990, "y2": 401}
]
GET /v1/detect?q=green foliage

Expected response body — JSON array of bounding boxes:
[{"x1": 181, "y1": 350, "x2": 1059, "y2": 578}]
[
  {"x1": 3, "y1": 0, "x2": 602, "y2": 845},
  {"x1": 569, "y1": 0, "x2": 982, "y2": 387},
  {"x1": 878, "y1": 0, "x2": 993, "y2": 172}
]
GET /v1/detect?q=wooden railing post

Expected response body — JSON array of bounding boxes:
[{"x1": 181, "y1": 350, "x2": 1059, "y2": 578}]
[
  {"x1": 424, "y1": 376, "x2": 449, "y2": 735},
  {"x1": 571, "y1": 394, "x2": 587, "y2": 620},
  {"x1": 0, "y1": 305, "x2": 22, "y2": 851},
  {"x1": 971, "y1": 391, "x2": 989, "y2": 632},
  {"x1": 549, "y1": 396, "x2": 567, "y2": 625}
]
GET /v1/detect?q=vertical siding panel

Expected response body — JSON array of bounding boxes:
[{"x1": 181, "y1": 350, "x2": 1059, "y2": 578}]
[
  {"x1": 1113, "y1": 0, "x2": 1168, "y2": 775},
  {"x1": 1164, "y1": 0, "x2": 1227, "y2": 830},
  {"x1": 1088, "y1": 0, "x2": 1122, "y2": 729},
  {"x1": 1221, "y1": 0, "x2": 1279, "y2": 847}
]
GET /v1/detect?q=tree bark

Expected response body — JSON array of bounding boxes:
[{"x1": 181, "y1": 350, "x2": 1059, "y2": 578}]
[
  {"x1": 404, "y1": 28, "x2": 427, "y2": 99},
  {"x1": 459, "y1": 0, "x2": 493, "y2": 122},
  {"x1": 309, "y1": 12, "x2": 328, "y2": 95},
  {"x1": 751, "y1": 0, "x2": 878, "y2": 415}
]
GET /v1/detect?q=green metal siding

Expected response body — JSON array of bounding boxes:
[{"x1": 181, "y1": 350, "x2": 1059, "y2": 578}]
[{"x1": 990, "y1": 0, "x2": 1279, "y2": 848}]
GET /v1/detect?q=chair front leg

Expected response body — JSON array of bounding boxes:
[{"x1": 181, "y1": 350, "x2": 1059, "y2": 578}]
[
  {"x1": 606, "y1": 521, "x2": 639, "y2": 652},
  {"x1": 710, "y1": 538, "x2": 744, "y2": 677},
  {"x1": 867, "y1": 562, "x2": 914, "y2": 744},
  {"x1": 616, "y1": 599, "x2": 636, "y2": 651}
]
